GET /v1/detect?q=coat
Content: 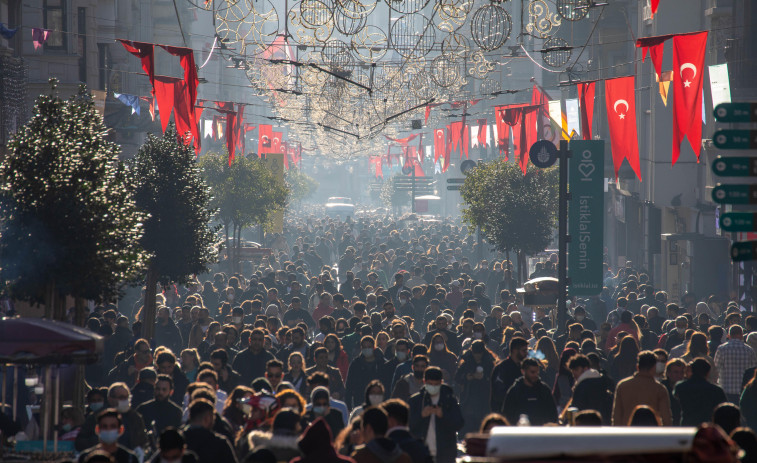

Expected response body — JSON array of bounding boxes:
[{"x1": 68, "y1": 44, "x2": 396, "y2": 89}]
[
  {"x1": 244, "y1": 430, "x2": 302, "y2": 463},
  {"x1": 569, "y1": 369, "x2": 614, "y2": 425},
  {"x1": 290, "y1": 418, "x2": 356, "y2": 463},
  {"x1": 75, "y1": 408, "x2": 147, "y2": 452},
  {"x1": 612, "y1": 372, "x2": 672, "y2": 426},
  {"x1": 345, "y1": 350, "x2": 385, "y2": 408},
  {"x1": 490, "y1": 357, "x2": 522, "y2": 412},
  {"x1": 673, "y1": 377, "x2": 728, "y2": 426},
  {"x1": 183, "y1": 425, "x2": 238, "y2": 463},
  {"x1": 386, "y1": 428, "x2": 432, "y2": 463},
  {"x1": 502, "y1": 377, "x2": 558, "y2": 426},
  {"x1": 352, "y1": 438, "x2": 413, "y2": 463},
  {"x1": 232, "y1": 347, "x2": 275, "y2": 386},
  {"x1": 408, "y1": 385, "x2": 463, "y2": 463}
]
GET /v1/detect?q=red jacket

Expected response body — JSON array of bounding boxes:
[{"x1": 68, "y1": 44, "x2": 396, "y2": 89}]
[
  {"x1": 312, "y1": 303, "x2": 334, "y2": 322},
  {"x1": 606, "y1": 323, "x2": 639, "y2": 350}
]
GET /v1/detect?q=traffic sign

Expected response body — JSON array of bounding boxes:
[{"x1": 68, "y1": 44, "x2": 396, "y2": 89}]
[
  {"x1": 446, "y1": 178, "x2": 465, "y2": 184},
  {"x1": 713, "y1": 130, "x2": 757, "y2": 150},
  {"x1": 712, "y1": 156, "x2": 757, "y2": 177},
  {"x1": 530, "y1": 140, "x2": 558, "y2": 168},
  {"x1": 731, "y1": 241, "x2": 757, "y2": 261},
  {"x1": 447, "y1": 185, "x2": 462, "y2": 191},
  {"x1": 720, "y1": 212, "x2": 757, "y2": 232},
  {"x1": 712, "y1": 184, "x2": 757, "y2": 204},
  {"x1": 714, "y1": 103, "x2": 757, "y2": 123},
  {"x1": 460, "y1": 159, "x2": 478, "y2": 173}
]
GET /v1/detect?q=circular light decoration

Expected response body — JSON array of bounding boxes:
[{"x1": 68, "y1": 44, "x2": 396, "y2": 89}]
[
  {"x1": 300, "y1": 0, "x2": 333, "y2": 28},
  {"x1": 334, "y1": 0, "x2": 369, "y2": 35},
  {"x1": 470, "y1": 4, "x2": 512, "y2": 51},
  {"x1": 390, "y1": 14, "x2": 436, "y2": 59},
  {"x1": 435, "y1": 0, "x2": 474, "y2": 32},
  {"x1": 431, "y1": 54, "x2": 461, "y2": 88},
  {"x1": 480, "y1": 77, "x2": 501, "y2": 96},
  {"x1": 384, "y1": 0, "x2": 431, "y2": 15},
  {"x1": 526, "y1": 0, "x2": 562, "y2": 39},
  {"x1": 541, "y1": 36, "x2": 571, "y2": 68},
  {"x1": 440, "y1": 32, "x2": 470, "y2": 58},
  {"x1": 351, "y1": 25, "x2": 388, "y2": 63},
  {"x1": 556, "y1": 0, "x2": 590, "y2": 21}
]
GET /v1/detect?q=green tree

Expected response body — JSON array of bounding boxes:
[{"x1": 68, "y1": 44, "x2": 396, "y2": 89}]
[
  {"x1": 285, "y1": 167, "x2": 318, "y2": 210},
  {"x1": 461, "y1": 161, "x2": 558, "y2": 282},
  {"x1": 199, "y1": 152, "x2": 289, "y2": 271},
  {"x1": 0, "y1": 81, "x2": 147, "y2": 321},
  {"x1": 130, "y1": 125, "x2": 219, "y2": 338},
  {"x1": 380, "y1": 175, "x2": 410, "y2": 214}
]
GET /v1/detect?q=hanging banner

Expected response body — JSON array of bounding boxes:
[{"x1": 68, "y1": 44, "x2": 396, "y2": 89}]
[
  {"x1": 709, "y1": 63, "x2": 732, "y2": 109},
  {"x1": 566, "y1": 99, "x2": 580, "y2": 138},
  {"x1": 568, "y1": 140, "x2": 605, "y2": 296}
]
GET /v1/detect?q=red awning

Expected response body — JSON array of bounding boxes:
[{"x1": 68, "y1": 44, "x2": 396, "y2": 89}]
[{"x1": 0, "y1": 317, "x2": 103, "y2": 364}]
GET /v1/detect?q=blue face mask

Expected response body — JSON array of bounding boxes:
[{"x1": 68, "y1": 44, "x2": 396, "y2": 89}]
[
  {"x1": 98, "y1": 429, "x2": 120, "y2": 444},
  {"x1": 362, "y1": 348, "x2": 374, "y2": 358},
  {"x1": 89, "y1": 402, "x2": 104, "y2": 412},
  {"x1": 396, "y1": 351, "x2": 407, "y2": 362},
  {"x1": 313, "y1": 406, "x2": 327, "y2": 416}
]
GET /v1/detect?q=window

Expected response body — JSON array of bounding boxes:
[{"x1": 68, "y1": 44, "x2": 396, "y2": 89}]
[{"x1": 43, "y1": 0, "x2": 67, "y2": 50}]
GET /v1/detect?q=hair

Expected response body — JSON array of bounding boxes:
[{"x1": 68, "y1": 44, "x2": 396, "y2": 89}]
[
  {"x1": 156, "y1": 374, "x2": 174, "y2": 390},
  {"x1": 363, "y1": 379, "x2": 385, "y2": 407},
  {"x1": 362, "y1": 407, "x2": 389, "y2": 436},
  {"x1": 685, "y1": 332, "x2": 709, "y2": 358},
  {"x1": 637, "y1": 350, "x2": 658, "y2": 372},
  {"x1": 689, "y1": 357, "x2": 712, "y2": 378},
  {"x1": 535, "y1": 337, "x2": 560, "y2": 371},
  {"x1": 158, "y1": 427, "x2": 185, "y2": 451},
  {"x1": 713, "y1": 403, "x2": 742, "y2": 436},
  {"x1": 479, "y1": 413, "x2": 509, "y2": 433},
  {"x1": 574, "y1": 410, "x2": 603, "y2": 426},
  {"x1": 424, "y1": 366, "x2": 443, "y2": 382},
  {"x1": 381, "y1": 399, "x2": 409, "y2": 426},
  {"x1": 521, "y1": 358, "x2": 540, "y2": 370},
  {"x1": 307, "y1": 371, "x2": 329, "y2": 388},
  {"x1": 275, "y1": 389, "x2": 307, "y2": 416},
  {"x1": 188, "y1": 399, "x2": 215, "y2": 422},
  {"x1": 197, "y1": 369, "x2": 218, "y2": 384},
  {"x1": 266, "y1": 359, "x2": 284, "y2": 371},
  {"x1": 568, "y1": 354, "x2": 591, "y2": 371},
  {"x1": 509, "y1": 337, "x2": 529, "y2": 353},
  {"x1": 428, "y1": 333, "x2": 453, "y2": 356},
  {"x1": 96, "y1": 408, "x2": 122, "y2": 426},
  {"x1": 107, "y1": 382, "x2": 129, "y2": 398},
  {"x1": 628, "y1": 405, "x2": 662, "y2": 426}
]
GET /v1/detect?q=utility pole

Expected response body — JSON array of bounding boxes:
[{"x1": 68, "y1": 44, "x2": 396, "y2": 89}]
[
  {"x1": 411, "y1": 167, "x2": 416, "y2": 213},
  {"x1": 557, "y1": 139, "x2": 570, "y2": 334}
]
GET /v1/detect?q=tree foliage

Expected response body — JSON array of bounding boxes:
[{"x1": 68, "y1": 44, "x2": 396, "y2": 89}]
[
  {"x1": 130, "y1": 124, "x2": 219, "y2": 284},
  {"x1": 0, "y1": 81, "x2": 147, "y2": 306},
  {"x1": 199, "y1": 152, "x2": 289, "y2": 234},
  {"x1": 285, "y1": 167, "x2": 318, "y2": 207},
  {"x1": 461, "y1": 161, "x2": 559, "y2": 256},
  {"x1": 380, "y1": 175, "x2": 410, "y2": 212}
]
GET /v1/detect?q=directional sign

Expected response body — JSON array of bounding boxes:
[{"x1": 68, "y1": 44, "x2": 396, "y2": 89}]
[
  {"x1": 530, "y1": 140, "x2": 558, "y2": 168},
  {"x1": 712, "y1": 184, "x2": 757, "y2": 204},
  {"x1": 446, "y1": 178, "x2": 465, "y2": 184},
  {"x1": 712, "y1": 156, "x2": 757, "y2": 177},
  {"x1": 714, "y1": 103, "x2": 757, "y2": 123},
  {"x1": 713, "y1": 130, "x2": 757, "y2": 150},
  {"x1": 731, "y1": 241, "x2": 757, "y2": 261},
  {"x1": 720, "y1": 212, "x2": 757, "y2": 232},
  {"x1": 447, "y1": 185, "x2": 462, "y2": 191}
]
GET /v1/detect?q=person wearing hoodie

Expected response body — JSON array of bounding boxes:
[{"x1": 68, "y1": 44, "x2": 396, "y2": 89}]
[
  {"x1": 502, "y1": 358, "x2": 558, "y2": 426},
  {"x1": 564, "y1": 354, "x2": 614, "y2": 425},
  {"x1": 304, "y1": 387, "x2": 345, "y2": 438},
  {"x1": 345, "y1": 336, "x2": 385, "y2": 409},
  {"x1": 290, "y1": 417, "x2": 356, "y2": 463},
  {"x1": 241, "y1": 408, "x2": 302, "y2": 463},
  {"x1": 408, "y1": 367, "x2": 463, "y2": 463},
  {"x1": 352, "y1": 407, "x2": 413, "y2": 463}
]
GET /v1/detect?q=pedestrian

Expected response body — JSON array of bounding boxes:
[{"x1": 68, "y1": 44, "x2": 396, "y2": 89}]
[
  {"x1": 673, "y1": 358, "x2": 727, "y2": 426},
  {"x1": 351, "y1": 407, "x2": 412, "y2": 463},
  {"x1": 612, "y1": 350, "x2": 672, "y2": 426},
  {"x1": 408, "y1": 367, "x2": 463, "y2": 463},
  {"x1": 501, "y1": 358, "x2": 558, "y2": 426}
]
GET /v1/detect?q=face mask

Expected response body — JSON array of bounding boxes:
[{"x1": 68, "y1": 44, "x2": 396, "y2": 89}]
[
  {"x1": 161, "y1": 459, "x2": 182, "y2": 463},
  {"x1": 434, "y1": 343, "x2": 444, "y2": 352},
  {"x1": 473, "y1": 332, "x2": 483, "y2": 339},
  {"x1": 116, "y1": 399, "x2": 130, "y2": 413},
  {"x1": 232, "y1": 316, "x2": 243, "y2": 324},
  {"x1": 413, "y1": 370, "x2": 424, "y2": 380},
  {"x1": 676, "y1": 327, "x2": 685, "y2": 335},
  {"x1": 227, "y1": 294, "x2": 235, "y2": 301},
  {"x1": 575, "y1": 315, "x2": 585, "y2": 322},
  {"x1": 62, "y1": 423, "x2": 73, "y2": 432},
  {"x1": 656, "y1": 362, "x2": 666, "y2": 374},
  {"x1": 312, "y1": 406, "x2": 327, "y2": 416},
  {"x1": 396, "y1": 351, "x2": 408, "y2": 362},
  {"x1": 425, "y1": 384, "x2": 441, "y2": 396},
  {"x1": 369, "y1": 394, "x2": 384, "y2": 406},
  {"x1": 89, "y1": 402, "x2": 104, "y2": 412},
  {"x1": 400, "y1": 299, "x2": 407, "y2": 305},
  {"x1": 241, "y1": 404, "x2": 253, "y2": 415},
  {"x1": 98, "y1": 429, "x2": 121, "y2": 444},
  {"x1": 362, "y1": 348, "x2": 374, "y2": 358}
]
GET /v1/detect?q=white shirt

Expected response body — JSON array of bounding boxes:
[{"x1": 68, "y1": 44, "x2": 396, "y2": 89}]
[{"x1": 425, "y1": 393, "x2": 440, "y2": 456}]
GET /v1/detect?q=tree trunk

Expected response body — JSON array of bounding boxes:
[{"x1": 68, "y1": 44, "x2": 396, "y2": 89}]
[
  {"x1": 142, "y1": 263, "x2": 159, "y2": 341},
  {"x1": 44, "y1": 281, "x2": 54, "y2": 319},
  {"x1": 74, "y1": 297, "x2": 86, "y2": 327}
]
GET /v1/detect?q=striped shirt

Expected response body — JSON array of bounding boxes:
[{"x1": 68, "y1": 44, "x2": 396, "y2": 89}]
[{"x1": 714, "y1": 339, "x2": 757, "y2": 395}]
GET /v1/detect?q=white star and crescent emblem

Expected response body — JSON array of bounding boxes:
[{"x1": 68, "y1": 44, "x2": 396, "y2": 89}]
[
  {"x1": 614, "y1": 99, "x2": 629, "y2": 120},
  {"x1": 680, "y1": 63, "x2": 697, "y2": 88}
]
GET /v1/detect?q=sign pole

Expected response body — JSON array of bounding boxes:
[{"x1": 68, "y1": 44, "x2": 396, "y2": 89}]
[{"x1": 557, "y1": 140, "x2": 570, "y2": 334}]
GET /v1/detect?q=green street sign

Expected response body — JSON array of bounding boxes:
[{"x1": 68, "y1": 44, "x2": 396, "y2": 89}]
[
  {"x1": 720, "y1": 212, "x2": 757, "y2": 232},
  {"x1": 713, "y1": 130, "x2": 757, "y2": 150},
  {"x1": 446, "y1": 178, "x2": 465, "y2": 184},
  {"x1": 446, "y1": 185, "x2": 462, "y2": 191},
  {"x1": 568, "y1": 140, "x2": 604, "y2": 296},
  {"x1": 731, "y1": 241, "x2": 757, "y2": 261},
  {"x1": 712, "y1": 184, "x2": 757, "y2": 204},
  {"x1": 714, "y1": 103, "x2": 757, "y2": 122},
  {"x1": 711, "y1": 156, "x2": 757, "y2": 176}
]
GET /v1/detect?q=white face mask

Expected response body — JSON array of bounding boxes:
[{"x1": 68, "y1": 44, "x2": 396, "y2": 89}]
[
  {"x1": 575, "y1": 315, "x2": 585, "y2": 322},
  {"x1": 369, "y1": 394, "x2": 384, "y2": 406},
  {"x1": 116, "y1": 399, "x2": 130, "y2": 413},
  {"x1": 232, "y1": 316, "x2": 243, "y2": 324},
  {"x1": 656, "y1": 362, "x2": 666, "y2": 374}
]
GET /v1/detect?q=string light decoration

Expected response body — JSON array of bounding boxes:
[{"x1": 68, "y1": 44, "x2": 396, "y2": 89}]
[
  {"x1": 0, "y1": 55, "x2": 28, "y2": 145},
  {"x1": 205, "y1": 0, "x2": 587, "y2": 159}
]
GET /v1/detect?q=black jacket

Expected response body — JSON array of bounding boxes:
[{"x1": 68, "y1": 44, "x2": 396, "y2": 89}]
[
  {"x1": 345, "y1": 350, "x2": 385, "y2": 408},
  {"x1": 502, "y1": 377, "x2": 558, "y2": 426},
  {"x1": 490, "y1": 357, "x2": 522, "y2": 412},
  {"x1": 154, "y1": 320, "x2": 183, "y2": 355},
  {"x1": 673, "y1": 377, "x2": 728, "y2": 426},
  {"x1": 182, "y1": 425, "x2": 238, "y2": 463},
  {"x1": 408, "y1": 385, "x2": 463, "y2": 463},
  {"x1": 570, "y1": 373, "x2": 615, "y2": 425},
  {"x1": 136, "y1": 398, "x2": 183, "y2": 435},
  {"x1": 232, "y1": 347, "x2": 274, "y2": 386},
  {"x1": 387, "y1": 428, "x2": 433, "y2": 463}
]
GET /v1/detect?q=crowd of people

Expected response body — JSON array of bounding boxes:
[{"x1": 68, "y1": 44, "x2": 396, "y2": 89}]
[{"x1": 6, "y1": 215, "x2": 757, "y2": 463}]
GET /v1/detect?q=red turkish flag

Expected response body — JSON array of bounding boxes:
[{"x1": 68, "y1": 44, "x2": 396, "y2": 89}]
[
  {"x1": 272, "y1": 131, "x2": 283, "y2": 154},
  {"x1": 577, "y1": 81, "x2": 595, "y2": 140},
  {"x1": 434, "y1": 128, "x2": 445, "y2": 164},
  {"x1": 605, "y1": 76, "x2": 641, "y2": 180},
  {"x1": 258, "y1": 124, "x2": 272, "y2": 155},
  {"x1": 672, "y1": 31, "x2": 707, "y2": 165},
  {"x1": 477, "y1": 119, "x2": 487, "y2": 148},
  {"x1": 636, "y1": 35, "x2": 668, "y2": 80}
]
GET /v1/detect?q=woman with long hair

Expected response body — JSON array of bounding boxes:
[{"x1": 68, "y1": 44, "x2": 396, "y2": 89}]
[
  {"x1": 535, "y1": 337, "x2": 560, "y2": 388},
  {"x1": 348, "y1": 380, "x2": 385, "y2": 423},
  {"x1": 284, "y1": 352, "x2": 309, "y2": 397},
  {"x1": 428, "y1": 332, "x2": 458, "y2": 382},
  {"x1": 612, "y1": 336, "x2": 640, "y2": 381},
  {"x1": 222, "y1": 385, "x2": 255, "y2": 431},
  {"x1": 553, "y1": 348, "x2": 577, "y2": 411},
  {"x1": 324, "y1": 333, "x2": 349, "y2": 380},
  {"x1": 682, "y1": 332, "x2": 719, "y2": 382},
  {"x1": 180, "y1": 348, "x2": 200, "y2": 383}
]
